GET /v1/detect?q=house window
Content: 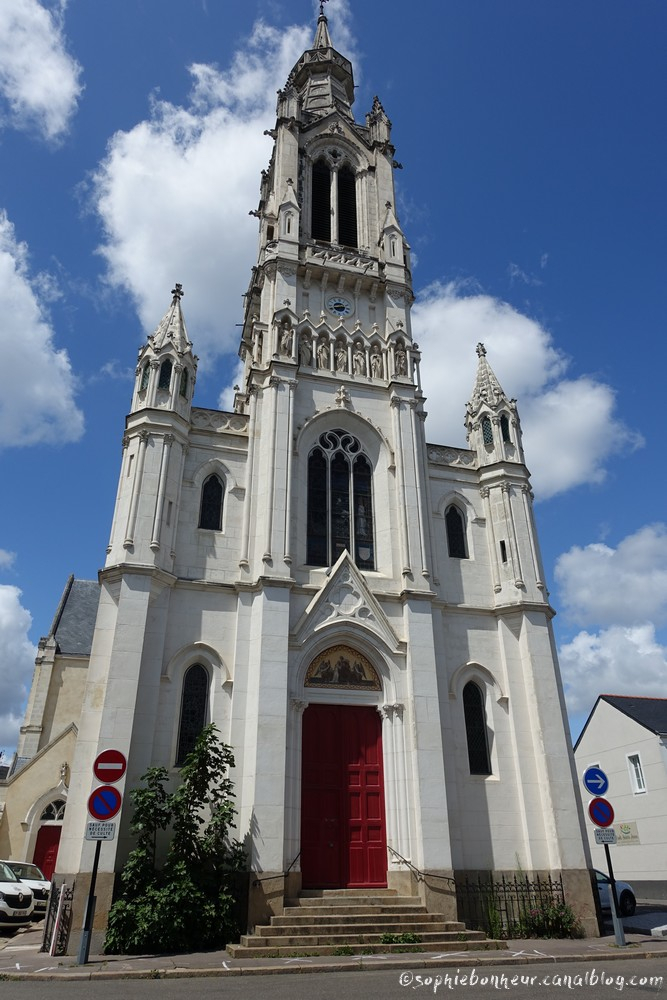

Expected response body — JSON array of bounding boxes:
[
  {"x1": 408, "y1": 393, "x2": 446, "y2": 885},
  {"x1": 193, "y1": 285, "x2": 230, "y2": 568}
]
[
  {"x1": 627, "y1": 753, "x2": 646, "y2": 793},
  {"x1": 175, "y1": 664, "x2": 208, "y2": 766},
  {"x1": 463, "y1": 681, "x2": 491, "y2": 775},
  {"x1": 307, "y1": 429, "x2": 374, "y2": 570},
  {"x1": 481, "y1": 416, "x2": 493, "y2": 445},
  {"x1": 158, "y1": 359, "x2": 172, "y2": 391},
  {"x1": 199, "y1": 474, "x2": 224, "y2": 530},
  {"x1": 445, "y1": 505, "x2": 468, "y2": 559},
  {"x1": 500, "y1": 413, "x2": 511, "y2": 443},
  {"x1": 140, "y1": 362, "x2": 150, "y2": 391}
]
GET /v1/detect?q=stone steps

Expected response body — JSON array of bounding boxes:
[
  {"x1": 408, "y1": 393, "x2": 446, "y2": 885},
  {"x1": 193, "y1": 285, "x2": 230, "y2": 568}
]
[{"x1": 227, "y1": 889, "x2": 506, "y2": 959}]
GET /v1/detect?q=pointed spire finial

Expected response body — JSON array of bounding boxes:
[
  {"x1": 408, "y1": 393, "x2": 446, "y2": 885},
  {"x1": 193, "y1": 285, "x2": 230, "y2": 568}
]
[
  {"x1": 319, "y1": 0, "x2": 329, "y2": 15},
  {"x1": 171, "y1": 283, "x2": 184, "y2": 302},
  {"x1": 476, "y1": 342, "x2": 486, "y2": 358}
]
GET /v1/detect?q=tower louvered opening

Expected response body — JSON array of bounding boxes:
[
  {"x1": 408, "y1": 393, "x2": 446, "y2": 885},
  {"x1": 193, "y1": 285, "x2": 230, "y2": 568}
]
[
  {"x1": 337, "y1": 165, "x2": 358, "y2": 248},
  {"x1": 311, "y1": 159, "x2": 331, "y2": 242}
]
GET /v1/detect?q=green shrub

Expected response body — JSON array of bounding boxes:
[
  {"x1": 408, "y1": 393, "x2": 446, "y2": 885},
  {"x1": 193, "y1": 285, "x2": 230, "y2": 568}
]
[{"x1": 105, "y1": 725, "x2": 246, "y2": 954}]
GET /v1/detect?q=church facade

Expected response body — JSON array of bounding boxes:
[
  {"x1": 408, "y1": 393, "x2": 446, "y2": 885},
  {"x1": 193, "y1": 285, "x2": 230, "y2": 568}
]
[{"x1": 1, "y1": 11, "x2": 596, "y2": 937}]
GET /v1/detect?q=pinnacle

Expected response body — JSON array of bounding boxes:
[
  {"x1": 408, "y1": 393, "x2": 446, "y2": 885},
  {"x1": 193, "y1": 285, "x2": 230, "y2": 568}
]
[
  {"x1": 467, "y1": 343, "x2": 508, "y2": 415},
  {"x1": 150, "y1": 283, "x2": 193, "y2": 355}
]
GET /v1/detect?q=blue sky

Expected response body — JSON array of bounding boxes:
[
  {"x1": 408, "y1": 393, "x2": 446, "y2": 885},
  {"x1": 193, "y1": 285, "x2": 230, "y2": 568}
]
[{"x1": 1, "y1": 0, "x2": 666, "y2": 756}]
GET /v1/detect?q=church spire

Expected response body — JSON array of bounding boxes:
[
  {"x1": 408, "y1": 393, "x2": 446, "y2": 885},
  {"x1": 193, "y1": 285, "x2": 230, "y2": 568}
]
[
  {"x1": 285, "y1": 0, "x2": 355, "y2": 118},
  {"x1": 150, "y1": 283, "x2": 192, "y2": 355},
  {"x1": 465, "y1": 344, "x2": 524, "y2": 465},
  {"x1": 313, "y1": 2, "x2": 333, "y2": 49}
]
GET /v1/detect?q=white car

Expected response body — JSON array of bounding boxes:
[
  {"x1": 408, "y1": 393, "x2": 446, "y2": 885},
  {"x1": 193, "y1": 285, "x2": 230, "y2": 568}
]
[
  {"x1": 5, "y1": 861, "x2": 51, "y2": 920},
  {"x1": 0, "y1": 860, "x2": 34, "y2": 933},
  {"x1": 595, "y1": 869, "x2": 637, "y2": 917}
]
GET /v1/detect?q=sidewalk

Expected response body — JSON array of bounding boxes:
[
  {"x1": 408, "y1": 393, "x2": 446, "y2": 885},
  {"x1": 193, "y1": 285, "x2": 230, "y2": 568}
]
[{"x1": 2, "y1": 922, "x2": 667, "y2": 981}]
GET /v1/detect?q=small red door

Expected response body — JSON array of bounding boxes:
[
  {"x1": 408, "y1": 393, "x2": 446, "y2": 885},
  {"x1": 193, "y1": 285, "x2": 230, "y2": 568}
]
[
  {"x1": 33, "y1": 826, "x2": 62, "y2": 880},
  {"x1": 301, "y1": 704, "x2": 387, "y2": 889}
]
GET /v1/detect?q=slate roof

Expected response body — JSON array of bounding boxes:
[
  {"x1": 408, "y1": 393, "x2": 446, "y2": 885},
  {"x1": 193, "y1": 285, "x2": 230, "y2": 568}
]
[
  {"x1": 600, "y1": 695, "x2": 667, "y2": 736},
  {"x1": 49, "y1": 576, "x2": 100, "y2": 656}
]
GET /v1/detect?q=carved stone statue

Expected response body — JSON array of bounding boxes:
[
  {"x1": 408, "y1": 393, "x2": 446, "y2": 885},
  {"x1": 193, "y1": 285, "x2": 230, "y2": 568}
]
[
  {"x1": 335, "y1": 344, "x2": 347, "y2": 372},
  {"x1": 395, "y1": 348, "x2": 407, "y2": 376},
  {"x1": 353, "y1": 345, "x2": 365, "y2": 375},
  {"x1": 370, "y1": 350, "x2": 382, "y2": 378},
  {"x1": 317, "y1": 341, "x2": 329, "y2": 369}
]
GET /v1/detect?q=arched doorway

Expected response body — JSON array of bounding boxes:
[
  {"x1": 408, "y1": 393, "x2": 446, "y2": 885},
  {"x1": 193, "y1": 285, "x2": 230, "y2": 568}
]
[
  {"x1": 32, "y1": 799, "x2": 65, "y2": 879},
  {"x1": 301, "y1": 703, "x2": 387, "y2": 888}
]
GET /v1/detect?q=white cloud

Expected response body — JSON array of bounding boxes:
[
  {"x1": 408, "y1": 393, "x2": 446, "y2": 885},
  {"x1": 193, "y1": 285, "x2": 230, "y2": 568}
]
[
  {"x1": 413, "y1": 282, "x2": 642, "y2": 499},
  {"x1": 559, "y1": 624, "x2": 667, "y2": 715},
  {"x1": 0, "y1": 550, "x2": 16, "y2": 570},
  {"x1": 0, "y1": 211, "x2": 84, "y2": 447},
  {"x1": 555, "y1": 524, "x2": 667, "y2": 628},
  {"x1": 91, "y1": 20, "x2": 311, "y2": 360},
  {"x1": 0, "y1": 585, "x2": 36, "y2": 753},
  {"x1": 0, "y1": 0, "x2": 82, "y2": 141}
]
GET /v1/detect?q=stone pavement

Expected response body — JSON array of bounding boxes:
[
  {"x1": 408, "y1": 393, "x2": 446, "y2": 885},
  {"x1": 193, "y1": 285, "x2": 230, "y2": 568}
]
[{"x1": 1, "y1": 919, "x2": 667, "y2": 981}]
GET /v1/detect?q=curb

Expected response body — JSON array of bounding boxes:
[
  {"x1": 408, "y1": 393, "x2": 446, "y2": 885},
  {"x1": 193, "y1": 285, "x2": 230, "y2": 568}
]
[{"x1": 3, "y1": 946, "x2": 667, "y2": 981}]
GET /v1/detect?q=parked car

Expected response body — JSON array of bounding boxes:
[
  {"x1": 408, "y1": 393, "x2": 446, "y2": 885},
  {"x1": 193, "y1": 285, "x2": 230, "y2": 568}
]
[
  {"x1": 595, "y1": 869, "x2": 637, "y2": 917},
  {"x1": 5, "y1": 862, "x2": 50, "y2": 920},
  {"x1": 0, "y1": 860, "x2": 34, "y2": 934}
]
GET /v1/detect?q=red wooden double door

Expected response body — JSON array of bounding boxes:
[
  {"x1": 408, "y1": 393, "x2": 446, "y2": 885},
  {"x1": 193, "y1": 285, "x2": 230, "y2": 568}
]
[{"x1": 301, "y1": 704, "x2": 387, "y2": 888}]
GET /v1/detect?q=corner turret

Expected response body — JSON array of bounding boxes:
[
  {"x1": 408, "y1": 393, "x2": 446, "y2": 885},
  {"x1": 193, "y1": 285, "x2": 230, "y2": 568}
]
[
  {"x1": 133, "y1": 284, "x2": 198, "y2": 421},
  {"x1": 465, "y1": 343, "x2": 524, "y2": 466}
]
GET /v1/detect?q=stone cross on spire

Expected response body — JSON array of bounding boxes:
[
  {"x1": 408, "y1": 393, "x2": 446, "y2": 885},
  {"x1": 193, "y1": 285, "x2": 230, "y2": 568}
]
[
  {"x1": 319, "y1": 0, "x2": 329, "y2": 14},
  {"x1": 171, "y1": 283, "x2": 184, "y2": 302}
]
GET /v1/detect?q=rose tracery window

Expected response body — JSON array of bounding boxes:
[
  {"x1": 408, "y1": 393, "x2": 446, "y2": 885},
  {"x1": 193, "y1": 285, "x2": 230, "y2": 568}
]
[{"x1": 307, "y1": 429, "x2": 374, "y2": 570}]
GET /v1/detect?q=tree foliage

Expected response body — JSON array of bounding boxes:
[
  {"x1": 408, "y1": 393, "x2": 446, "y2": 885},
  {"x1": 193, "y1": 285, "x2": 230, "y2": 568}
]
[{"x1": 104, "y1": 725, "x2": 246, "y2": 954}]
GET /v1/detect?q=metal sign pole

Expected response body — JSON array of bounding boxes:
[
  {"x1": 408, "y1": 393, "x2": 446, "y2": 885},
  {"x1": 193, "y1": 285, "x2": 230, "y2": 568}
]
[
  {"x1": 77, "y1": 838, "x2": 102, "y2": 964},
  {"x1": 604, "y1": 842, "x2": 626, "y2": 947}
]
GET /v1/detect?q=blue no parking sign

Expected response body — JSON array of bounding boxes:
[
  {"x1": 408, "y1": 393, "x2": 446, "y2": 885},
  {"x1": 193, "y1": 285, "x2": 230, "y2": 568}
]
[{"x1": 588, "y1": 796, "x2": 615, "y2": 828}]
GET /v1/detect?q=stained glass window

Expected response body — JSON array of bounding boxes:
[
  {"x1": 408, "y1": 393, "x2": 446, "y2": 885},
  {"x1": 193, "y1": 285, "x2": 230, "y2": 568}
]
[
  {"x1": 481, "y1": 416, "x2": 493, "y2": 446},
  {"x1": 176, "y1": 664, "x2": 208, "y2": 766},
  {"x1": 446, "y1": 505, "x2": 467, "y2": 559},
  {"x1": 500, "y1": 413, "x2": 511, "y2": 443},
  {"x1": 199, "y1": 474, "x2": 224, "y2": 530},
  {"x1": 40, "y1": 799, "x2": 66, "y2": 821},
  {"x1": 463, "y1": 681, "x2": 491, "y2": 775},
  {"x1": 307, "y1": 429, "x2": 374, "y2": 570},
  {"x1": 158, "y1": 359, "x2": 172, "y2": 391}
]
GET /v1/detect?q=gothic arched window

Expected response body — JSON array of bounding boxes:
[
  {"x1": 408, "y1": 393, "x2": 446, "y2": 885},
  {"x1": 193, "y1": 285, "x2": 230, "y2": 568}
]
[
  {"x1": 463, "y1": 681, "x2": 491, "y2": 775},
  {"x1": 481, "y1": 415, "x2": 493, "y2": 445},
  {"x1": 158, "y1": 358, "x2": 173, "y2": 391},
  {"x1": 338, "y1": 165, "x2": 358, "y2": 248},
  {"x1": 40, "y1": 799, "x2": 66, "y2": 821},
  {"x1": 199, "y1": 474, "x2": 224, "y2": 530},
  {"x1": 307, "y1": 429, "x2": 374, "y2": 570},
  {"x1": 175, "y1": 664, "x2": 209, "y2": 766},
  {"x1": 140, "y1": 362, "x2": 150, "y2": 391},
  {"x1": 311, "y1": 159, "x2": 331, "y2": 242},
  {"x1": 500, "y1": 413, "x2": 511, "y2": 443},
  {"x1": 179, "y1": 368, "x2": 189, "y2": 398},
  {"x1": 445, "y1": 505, "x2": 468, "y2": 559}
]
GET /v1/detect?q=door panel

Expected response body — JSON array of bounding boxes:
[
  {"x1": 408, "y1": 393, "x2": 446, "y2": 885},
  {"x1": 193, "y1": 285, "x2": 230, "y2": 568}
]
[
  {"x1": 301, "y1": 704, "x2": 387, "y2": 888},
  {"x1": 33, "y1": 825, "x2": 61, "y2": 880}
]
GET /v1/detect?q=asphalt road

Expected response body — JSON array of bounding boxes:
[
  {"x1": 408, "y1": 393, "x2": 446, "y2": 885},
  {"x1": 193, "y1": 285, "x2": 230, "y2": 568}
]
[{"x1": 0, "y1": 959, "x2": 664, "y2": 999}]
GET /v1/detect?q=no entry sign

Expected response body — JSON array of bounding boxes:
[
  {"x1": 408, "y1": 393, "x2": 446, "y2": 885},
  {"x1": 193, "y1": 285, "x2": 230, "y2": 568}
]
[
  {"x1": 93, "y1": 748, "x2": 127, "y2": 784},
  {"x1": 88, "y1": 785, "x2": 122, "y2": 821},
  {"x1": 588, "y1": 796, "x2": 615, "y2": 829}
]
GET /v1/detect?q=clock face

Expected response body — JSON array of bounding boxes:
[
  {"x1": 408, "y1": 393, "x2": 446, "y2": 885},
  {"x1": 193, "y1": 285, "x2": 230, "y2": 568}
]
[{"x1": 327, "y1": 296, "x2": 353, "y2": 317}]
